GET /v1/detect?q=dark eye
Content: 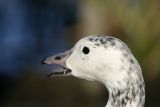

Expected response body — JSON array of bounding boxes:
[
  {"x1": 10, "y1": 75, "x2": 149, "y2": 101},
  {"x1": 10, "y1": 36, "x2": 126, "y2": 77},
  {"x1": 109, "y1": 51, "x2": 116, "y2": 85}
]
[{"x1": 82, "y1": 47, "x2": 90, "y2": 54}]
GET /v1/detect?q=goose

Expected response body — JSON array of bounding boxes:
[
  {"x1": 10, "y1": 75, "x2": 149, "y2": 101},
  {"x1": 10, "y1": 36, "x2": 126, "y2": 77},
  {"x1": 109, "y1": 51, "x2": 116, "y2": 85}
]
[{"x1": 42, "y1": 35, "x2": 145, "y2": 107}]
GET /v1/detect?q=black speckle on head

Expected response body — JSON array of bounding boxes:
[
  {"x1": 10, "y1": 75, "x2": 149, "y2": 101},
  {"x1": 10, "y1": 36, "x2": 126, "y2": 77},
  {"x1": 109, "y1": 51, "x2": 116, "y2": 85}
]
[
  {"x1": 95, "y1": 43, "x2": 100, "y2": 46},
  {"x1": 107, "y1": 37, "x2": 115, "y2": 42},
  {"x1": 88, "y1": 38, "x2": 94, "y2": 42},
  {"x1": 100, "y1": 38, "x2": 106, "y2": 44},
  {"x1": 95, "y1": 38, "x2": 99, "y2": 41},
  {"x1": 123, "y1": 53, "x2": 128, "y2": 58},
  {"x1": 125, "y1": 96, "x2": 130, "y2": 101},
  {"x1": 130, "y1": 59, "x2": 135, "y2": 64},
  {"x1": 55, "y1": 56, "x2": 61, "y2": 60},
  {"x1": 106, "y1": 37, "x2": 116, "y2": 47},
  {"x1": 119, "y1": 46, "x2": 126, "y2": 52},
  {"x1": 132, "y1": 87, "x2": 136, "y2": 99},
  {"x1": 117, "y1": 90, "x2": 121, "y2": 96},
  {"x1": 88, "y1": 36, "x2": 118, "y2": 48},
  {"x1": 121, "y1": 99, "x2": 125, "y2": 105},
  {"x1": 110, "y1": 42, "x2": 116, "y2": 46}
]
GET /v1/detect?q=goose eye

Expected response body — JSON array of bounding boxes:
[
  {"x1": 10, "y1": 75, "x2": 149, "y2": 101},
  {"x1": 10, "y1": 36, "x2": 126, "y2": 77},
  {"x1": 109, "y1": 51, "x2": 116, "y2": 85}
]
[{"x1": 82, "y1": 47, "x2": 90, "y2": 54}]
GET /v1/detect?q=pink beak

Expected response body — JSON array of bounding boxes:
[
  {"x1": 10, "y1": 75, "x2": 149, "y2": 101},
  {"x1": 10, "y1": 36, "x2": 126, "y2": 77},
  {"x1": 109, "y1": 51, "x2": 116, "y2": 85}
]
[{"x1": 42, "y1": 49, "x2": 72, "y2": 77}]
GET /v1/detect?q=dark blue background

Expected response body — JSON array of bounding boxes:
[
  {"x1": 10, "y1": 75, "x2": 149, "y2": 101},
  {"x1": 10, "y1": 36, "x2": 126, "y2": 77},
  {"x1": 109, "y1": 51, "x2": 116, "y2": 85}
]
[{"x1": 0, "y1": 0, "x2": 77, "y2": 76}]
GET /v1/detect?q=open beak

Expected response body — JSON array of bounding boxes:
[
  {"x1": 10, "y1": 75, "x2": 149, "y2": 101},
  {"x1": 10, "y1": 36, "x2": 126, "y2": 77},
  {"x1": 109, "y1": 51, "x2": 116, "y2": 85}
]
[{"x1": 42, "y1": 49, "x2": 72, "y2": 77}]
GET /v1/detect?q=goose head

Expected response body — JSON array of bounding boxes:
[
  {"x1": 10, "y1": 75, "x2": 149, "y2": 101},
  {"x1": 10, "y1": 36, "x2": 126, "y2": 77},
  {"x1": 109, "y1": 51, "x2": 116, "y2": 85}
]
[{"x1": 42, "y1": 35, "x2": 145, "y2": 107}]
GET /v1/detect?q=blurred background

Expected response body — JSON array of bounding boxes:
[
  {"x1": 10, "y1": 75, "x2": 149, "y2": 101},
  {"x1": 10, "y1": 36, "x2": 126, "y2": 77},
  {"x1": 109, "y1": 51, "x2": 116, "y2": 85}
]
[{"x1": 0, "y1": 0, "x2": 160, "y2": 107}]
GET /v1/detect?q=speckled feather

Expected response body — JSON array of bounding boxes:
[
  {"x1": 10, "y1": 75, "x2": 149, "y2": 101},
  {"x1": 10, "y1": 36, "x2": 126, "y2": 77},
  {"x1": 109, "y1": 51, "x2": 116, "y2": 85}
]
[
  {"x1": 43, "y1": 35, "x2": 145, "y2": 107},
  {"x1": 86, "y1": 35, "x2": 145, "y2": 107}
]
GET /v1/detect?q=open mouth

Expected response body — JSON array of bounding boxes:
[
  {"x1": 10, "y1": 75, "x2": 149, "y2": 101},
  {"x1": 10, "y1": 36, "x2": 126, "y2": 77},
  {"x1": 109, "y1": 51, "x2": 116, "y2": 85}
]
[
  {"x1": 42, "y1": 49, "x2": 72, "y2": 77},
  {"x1": 47, "y1": 67, "x2": 72, "y2": 77}
]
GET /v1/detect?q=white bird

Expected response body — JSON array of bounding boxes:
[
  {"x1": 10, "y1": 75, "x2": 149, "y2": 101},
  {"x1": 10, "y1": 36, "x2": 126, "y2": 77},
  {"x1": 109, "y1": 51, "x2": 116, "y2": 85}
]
[{"x1": 42, "y1": 35, "x2": 145, "y2": 107}]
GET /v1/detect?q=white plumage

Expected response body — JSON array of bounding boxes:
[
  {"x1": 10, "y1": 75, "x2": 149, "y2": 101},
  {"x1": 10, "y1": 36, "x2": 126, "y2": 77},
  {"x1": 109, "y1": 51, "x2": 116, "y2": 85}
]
[{"x1": 43, "y1": 35, "x2": 145, "y2": 107}]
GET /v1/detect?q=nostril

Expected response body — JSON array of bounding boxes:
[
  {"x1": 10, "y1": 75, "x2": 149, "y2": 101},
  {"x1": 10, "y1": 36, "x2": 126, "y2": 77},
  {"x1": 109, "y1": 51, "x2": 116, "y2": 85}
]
[{"x1": 55, "y1": 56, "x2": 61, "y2": 60}]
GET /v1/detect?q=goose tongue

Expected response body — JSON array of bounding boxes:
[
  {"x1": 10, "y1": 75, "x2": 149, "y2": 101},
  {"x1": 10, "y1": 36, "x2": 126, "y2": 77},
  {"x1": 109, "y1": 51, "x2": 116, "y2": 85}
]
[
  {"x1": 42, "y1": 49, "x2": 72, "y2": 77},
  {"x1": 47, "y1": 68, "x2": 72, "y2": 77}
]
